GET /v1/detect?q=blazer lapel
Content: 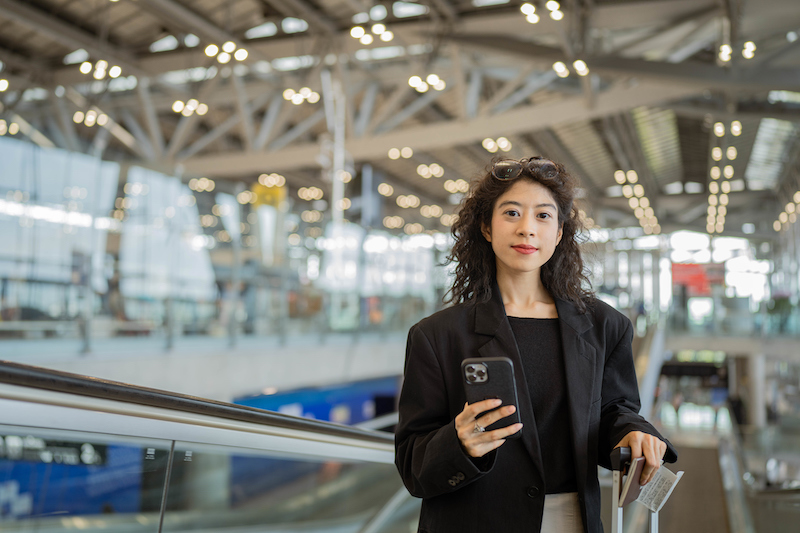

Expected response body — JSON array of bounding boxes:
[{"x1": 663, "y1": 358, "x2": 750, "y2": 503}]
[
  {"x1": 554, "y1": 298, "x2": 597, "y2": 496},
  {"x1": 472, "y1": 288, "x2": 545, "y2": 478}
]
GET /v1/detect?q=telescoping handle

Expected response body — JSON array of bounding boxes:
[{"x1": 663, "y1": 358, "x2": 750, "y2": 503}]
[
  {"x1": 610, "y1": 447, "x2": 631, "y2": 533},
  {"x1": 609, "y1": 447, "x2": 659, "y2": 533},
  {"x1": 610, "y1": 446, "x2": 632, "y2": 472}
]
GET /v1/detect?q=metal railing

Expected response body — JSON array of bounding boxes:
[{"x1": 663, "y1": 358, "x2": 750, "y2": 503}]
[{"x1": 0, "y1": 361, "x2": 417, "y2": 532}]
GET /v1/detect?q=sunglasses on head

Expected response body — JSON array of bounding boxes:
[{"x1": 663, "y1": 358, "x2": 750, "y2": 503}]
[{"x1": 491, "y1": 157, "x2": 553, "y2": 181}]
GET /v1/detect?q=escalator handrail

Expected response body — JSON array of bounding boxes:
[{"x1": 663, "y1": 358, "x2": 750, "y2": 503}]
[{"x1": 0, "y1": 360, "x2": 394, "y2": 446}]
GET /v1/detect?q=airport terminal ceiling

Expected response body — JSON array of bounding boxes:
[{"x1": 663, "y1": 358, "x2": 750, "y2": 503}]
[{"x1": 1, "y1": 0, "x2": 800, "y2": 241}]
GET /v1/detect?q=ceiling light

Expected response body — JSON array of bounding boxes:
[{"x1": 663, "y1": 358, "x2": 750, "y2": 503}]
[
  {"x1": 723, "y1": 165, "x2": 734, "y2": 178},
  {"x1": 371, "y1": 23, "x2": 386, "y2": 35},
  {"x1": 217, "y1": 52, "x2": 231, "y2": 63},
  {"x1": 205, "y1": 44, "x2": 219, "y2": 57},
  {"x1": 713, "y1": 122, "x2": 725, "y2": 137},
  {"x1": 496, "y1": 137, "x2": 512, "y2": 151},
  {"x1": 550, "y1": 10, "x2": 564, "y2": 20},
  {"x1": 710, "y1": 166, "x2": 721, "y2": 179},
  {"x1": 360, "y1": 34, "x2": 374, "y2": 45},
  {"x1": 614, "y1": 170, "x2": 626, "y2": 184},
  {"x1": 400, "y1": 147, "x2": 413, "y2": 158},
  {"x1": 433, "y1": 80, "x2": 446, "y2": 91},
  {"x1": 521, "y1": 3, "x2": 535, "y2": 15},
  {"x1": 388, "y1": 148, "x2": 400, "y2": 160},
  {"x1": 731, "y1": 121, "x2": 742, "y2": 136},
  {"x1": 626, "y1": 170, "x2": 638, "y2": 183},
  {"x1": 222, "y1": 41, "x2": 236, "y2": 54},
  {"x1": 726, "y1": 146, "x2": 737, "y2": 160},
  {"x1": 108, "y1": 65, "x2": 122, "y2": 78},
  {"x1": 408, "y1": 75, "x2": 422, "y2": 88},
  {"x1": 73, "y1": 111, "x2": 85, "y2": 123},
  {"x1": 416, "y1": 81, "x2": 429, "y2": 93},
  {"x1": 350, "y1": 26, "x2": 365, "y2": 39},
  {"x1": 545, "y1": 1, "x2": 560, "y2": 10},
  {"x1": 172, "y1": 100, "x2": 184, "y2": 113},
  {"x1": 283, "y1": 88, "x2": 295, "y2": 100},
  {"x1": 196, "y1": 103, "x2": 209, "y2": 115},
  {"x1": 380, "y1": 31, "x2": 394, "y2": 41},
  {"x1": 234, "y1": 49, "x2": 248, "y2": 61},
  {"x1": 370, "y1": 4, "x2": 388, "y2": 20},
  {"x1": 426, "y1": 73, "x2": 440, "y2": 85},
  {"x1": 79, "y1": 61, "x2": 92, "y2": 74},
  {"x1": 711, "y1": 147, "x2": 722, "y2": 161},
  {"x1": 526, "y1": 13, "x2": 540, "y2": 24}
]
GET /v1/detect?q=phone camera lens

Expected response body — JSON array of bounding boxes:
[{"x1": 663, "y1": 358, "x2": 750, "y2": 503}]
[
  {"x1": 477, "y1": 370, "x2": 486, "y2": 377},
  {"x1": 466, "y1": 366, "x2": 474, "y2": 372},
  {"x1": 467, "y1": 375, "x2": 476, "y2": 382}
]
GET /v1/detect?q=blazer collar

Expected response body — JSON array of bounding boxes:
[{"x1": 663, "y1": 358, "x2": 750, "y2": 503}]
[{"x1": 473, "y1": 282, "x2": 592, "y2": 336}]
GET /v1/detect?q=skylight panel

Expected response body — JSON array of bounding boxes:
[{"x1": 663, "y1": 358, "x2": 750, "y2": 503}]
[
  {"x1": 745, "y1": 118, "x2": 798, "y2": 190},
  {"x1": 245, "y1": 22, "x2": 278, "y2": 40}
]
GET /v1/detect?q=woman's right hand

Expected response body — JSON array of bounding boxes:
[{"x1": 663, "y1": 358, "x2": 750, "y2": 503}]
[{"x1": 456, "y1": 399, "x2": 523, "y2": 458}]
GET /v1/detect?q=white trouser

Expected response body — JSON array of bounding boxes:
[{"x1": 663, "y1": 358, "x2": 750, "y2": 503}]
[{"x1": 540, "y1": 492, "x2": 584, "y2": 533}]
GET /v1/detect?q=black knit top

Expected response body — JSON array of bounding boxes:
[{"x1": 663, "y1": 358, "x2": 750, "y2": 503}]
[{"x1": 508, "y1": 316, "x2": 577, "y2": 494}]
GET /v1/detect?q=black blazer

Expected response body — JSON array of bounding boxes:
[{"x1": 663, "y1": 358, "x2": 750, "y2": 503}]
[{"x1": 395, "y1": 289, "x2": 677, "y2": 533}]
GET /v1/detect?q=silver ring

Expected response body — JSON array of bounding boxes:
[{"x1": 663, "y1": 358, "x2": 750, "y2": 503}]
[{"x1": 473, "y1": 422, "x2": 485, "y2": 433}]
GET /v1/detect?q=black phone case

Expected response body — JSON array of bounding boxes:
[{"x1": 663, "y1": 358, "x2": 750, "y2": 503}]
[{"x1": 461, "y1": 357, "x2": 522, "y2": 438}]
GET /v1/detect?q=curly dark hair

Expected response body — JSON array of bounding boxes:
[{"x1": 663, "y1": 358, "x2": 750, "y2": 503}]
[{"x1": 445, "y1": 156, "x2": 594, "y2": 313}]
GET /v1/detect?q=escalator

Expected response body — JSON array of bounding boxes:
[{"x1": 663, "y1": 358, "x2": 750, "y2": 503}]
[{"x1": 0, "y1": 361, "x2": 419, "y2": 532}]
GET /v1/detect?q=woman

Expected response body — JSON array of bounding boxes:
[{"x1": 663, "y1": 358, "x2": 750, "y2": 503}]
[{"x1": 395, "y1": 157, "x2": 677, "y2": 533}]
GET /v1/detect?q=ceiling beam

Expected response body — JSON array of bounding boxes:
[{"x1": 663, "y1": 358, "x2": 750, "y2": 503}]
[
  {"x1": 136, "y1": 0, "x2": 250, "y2": 52},
  {"x1": 182, "y1": 80, "x2": 699, "y2": 176},
  {"x1": 0, "y1": 0, "x2": 149, "y2": 79},
  {"x1": 448, "y1": 34, "x2": 800, "y2": 91}
]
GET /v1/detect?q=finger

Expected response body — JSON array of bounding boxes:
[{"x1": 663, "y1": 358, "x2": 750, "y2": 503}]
[
  {"x1": 467, "y1": 398, "x2": 503, "y2": 419},
  {"x1": 628, "y1": 437, "x2": 643, "y2": 461},
  {"x1": 475, "y1": 404, "x2": 517, "y2": 428},
  {"x1": 640, "y1": 438, "x2": 661, "y2": 484},
  {"x1": 490, "y1": 423, "x2": 523, "y2": 439}
]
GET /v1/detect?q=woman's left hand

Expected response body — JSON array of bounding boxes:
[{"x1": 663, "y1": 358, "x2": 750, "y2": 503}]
[{"x1": 614, "y1": 431, "x2": 667, "y2": 485}]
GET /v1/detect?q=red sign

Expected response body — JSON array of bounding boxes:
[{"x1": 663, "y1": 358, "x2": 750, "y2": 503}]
[{"x1": 672, "y1": 263, "x2": 724, "y2": 296}]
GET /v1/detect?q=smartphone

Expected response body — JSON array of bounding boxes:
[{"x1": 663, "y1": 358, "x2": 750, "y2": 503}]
[{"x1": 461, "y1": 357, "x2": 522, "y2": 438}]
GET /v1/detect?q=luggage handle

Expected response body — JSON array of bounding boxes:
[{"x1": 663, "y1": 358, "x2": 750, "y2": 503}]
[
  {"x1": 610, "y1": 447, "x2": 658, "y2": 533},
  {"x1": 610, "y1": 446, "x2": 632, "y2": 472}
]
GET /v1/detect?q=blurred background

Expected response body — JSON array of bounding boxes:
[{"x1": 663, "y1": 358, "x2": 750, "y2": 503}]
[{"x1": 1, "y1": 0, "x2": 799, "y2": 531}]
